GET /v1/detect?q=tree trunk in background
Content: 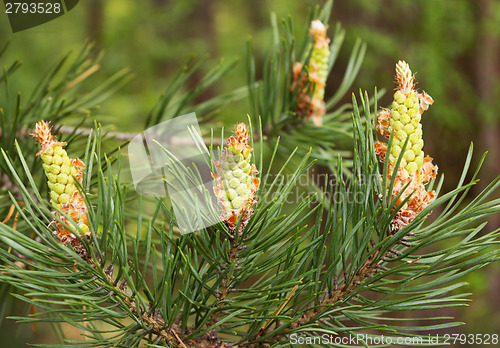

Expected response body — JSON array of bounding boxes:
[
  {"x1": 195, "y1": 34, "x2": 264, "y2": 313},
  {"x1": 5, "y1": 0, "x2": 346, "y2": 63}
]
[
  {"x1": 475, "y1": 0, "x2": 500, "y2": 333},
  {"x1": 87, "y1": 0, "x2": 104, "y2": 48},
  {"x1": 476, "y1": 0, "x2": 500, "y2": 224},
  {"x1": 152, "y1": 0, "x2": 216, "y2": 104},
  {"x1": 152, "y1": 0, "x2": 168, "y2": 6},
  {"x1": 187, "y1": 0, "x2": 216, "y2": 103}
]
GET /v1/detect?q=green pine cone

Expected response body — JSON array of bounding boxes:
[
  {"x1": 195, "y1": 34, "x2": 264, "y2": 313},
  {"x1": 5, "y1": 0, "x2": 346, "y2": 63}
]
[
  {"x1": 40, "y1": 145, "x2": 79, "y2": 207},
  {"x1": 310, "y1": 45, "x2": 330, "y2": 99},
  {"x1": 388, "y1": 90, "x2": 425, "y2": 174},
  {"x1": 219, "y1": 147, "x2": 254, "y2": 213}
]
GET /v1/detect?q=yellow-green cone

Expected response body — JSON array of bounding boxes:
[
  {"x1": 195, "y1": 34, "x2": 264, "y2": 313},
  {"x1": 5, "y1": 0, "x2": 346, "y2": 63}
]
[
  {"x1": 40, "y1": 145, "x2": 80, "y2": 208},
  {"x1": 32, "y1": 121, "x2": 90, "y2": 240},
  {"x1": 388, "y1": 90, "x2": 424, "y2": 174},
  {"x1": 385, "y1": 61, "x2": 433, "y2": 176},
  {"x1": 213, "y1": 123, "x2": 259, "y2": 231},
  {"x1": 309, "y1": 20, "x2": 330, "y2": 100},
  {"x1": 375, "y1": 61, "x2": 438, "y2": 232},
  {"x1": 291, "y1": 20, "x2": 331, "y2": 126}
]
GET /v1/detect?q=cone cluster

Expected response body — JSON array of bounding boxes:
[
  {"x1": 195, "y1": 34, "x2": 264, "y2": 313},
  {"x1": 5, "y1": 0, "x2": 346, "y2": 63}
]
[
  {"x1": 212, "y1": 123, "x2": 259, "y2": 231},
  {"x1": 375, "y1": 61, "x2": 438, "y2": 231},
  {"x1": 292, "y1": 20, "x2": 330, "y2": 126},
  {"x1": 32, "y1": 121, "x2": 90, "y2": 243}
]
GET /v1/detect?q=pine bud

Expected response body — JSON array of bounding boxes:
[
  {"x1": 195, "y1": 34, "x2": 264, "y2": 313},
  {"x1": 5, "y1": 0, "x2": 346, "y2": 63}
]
[
  {"x1": 212, "y1": 123, "x2": 259, "y2": 231},
  {"x1": 384, "y1": 61, "x2": 434, "y2": 175},
  {"x1": 374, "y1": 62, "x2": 438, "y2": 232},
  {"x1": 291, "y1": 20, "x2": 330, "y2": 126},
  {"x1": 309, "y1": 20, "x2": 330, "y2": 100},
  {"x1": 32, "y1": 121, "x2": 90, "y2": 243}
]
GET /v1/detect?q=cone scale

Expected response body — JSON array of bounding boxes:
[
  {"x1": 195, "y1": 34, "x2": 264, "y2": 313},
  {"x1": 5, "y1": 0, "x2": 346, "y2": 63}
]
[
  {"x1": 292, "y1": 20, "x2": 330, "y2": 126},
  {"x1": 32, "y1": 121, "x2": 90, "y2": 243},
  {"x1": 375, "y1": 62, "x2": 438, "y2": 231},
  {"x1": 212, "y1": 123, "x2": 259, "y2": 231}
]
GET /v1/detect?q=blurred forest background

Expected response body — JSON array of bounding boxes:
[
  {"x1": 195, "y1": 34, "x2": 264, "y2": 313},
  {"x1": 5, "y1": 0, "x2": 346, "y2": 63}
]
[{"x1": 1, "y1": 0, "x2": 499, "y2": 346}]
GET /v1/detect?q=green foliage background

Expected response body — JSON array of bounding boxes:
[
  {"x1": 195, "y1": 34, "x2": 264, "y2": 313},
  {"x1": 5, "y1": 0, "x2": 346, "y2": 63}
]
[{"x1": 0, "y1": 0, "x2": 499, "y2": 346}]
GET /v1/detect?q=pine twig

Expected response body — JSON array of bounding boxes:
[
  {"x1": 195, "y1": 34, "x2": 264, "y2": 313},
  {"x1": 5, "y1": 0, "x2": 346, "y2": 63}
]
[
  {"x1": 205, "y1": 233, "x2": 245, "y2": 335},
  {"x1": 82, "y1": 255, "x2": 188, "y2": 348},
  {"x1": 246, "y1": 236, "x2": 403, "y2": 346},
  {"x1": 0, "y1": 125, "x2": 220, "y2": 145},
  {"x1": 57, "y1": 125, "x2": 220, "y2": 146}
]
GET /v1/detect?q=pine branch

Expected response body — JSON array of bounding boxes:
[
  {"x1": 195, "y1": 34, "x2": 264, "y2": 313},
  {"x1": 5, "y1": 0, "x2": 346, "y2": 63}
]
[
  {"x1": 207, "y1": 239, "x2": 242, "y2": 328},
  {"x1": 40, "y1": 240, "x2": 191, "y2": 348},
  {"x1": 202, "y1": 230, "x2": 250, "y2": 344},
  {"x1": 0, "y1": 125, "x2": 220, "y2": 146},
  {"x1": 57, "y1": 125, "x2": 137, "y2": 142},
  {"x1": 56, "y1": 125, "x2": 220, "y2": 146},
  {"x1": 87, "y1": 258, "x2": 188, "y2": 348},
  {"x1": 246, "y1": 235, "x2": 407, "y2": 345},
  {"x1": 296, "y1": 243, "x2": 405, "y2": 322}
]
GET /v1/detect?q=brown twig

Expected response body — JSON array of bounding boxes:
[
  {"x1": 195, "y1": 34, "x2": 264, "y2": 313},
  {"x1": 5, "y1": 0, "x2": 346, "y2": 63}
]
[
  {"x1": 206, "y1": 236, "x2": 243, "y2": 333},
  {"x1": 0, "y1": 124, "x2": 220, "y2": 146},
  {"x1": 83, "y1": 257, "x2": 188, "y2": 347},
  {"x1": 245, "y1": 240, "x2": 404, "y2": 347},
  {"x1": 289, "y1": 250, "x2": 381, "y2": 329},
  {"x1": 58, "y1": 125, "x2": 220, "y2": 146},
  {"x1": 58, "y1": 125, "x2": 137, "y2": 142}
]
